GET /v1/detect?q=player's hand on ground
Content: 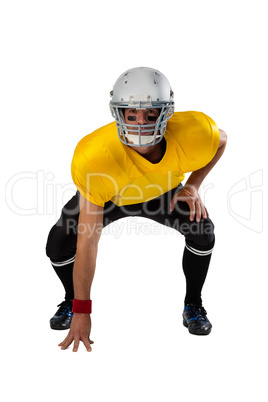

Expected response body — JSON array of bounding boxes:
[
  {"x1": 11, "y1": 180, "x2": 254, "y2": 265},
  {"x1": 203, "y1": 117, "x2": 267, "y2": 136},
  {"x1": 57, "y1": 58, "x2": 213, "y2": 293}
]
[
  {"x1": 58, "y1": 313, "x2": 94, "y2": 352},
  {"x1": 170, "y1": 184, "x2": 209, "y2": 222}
]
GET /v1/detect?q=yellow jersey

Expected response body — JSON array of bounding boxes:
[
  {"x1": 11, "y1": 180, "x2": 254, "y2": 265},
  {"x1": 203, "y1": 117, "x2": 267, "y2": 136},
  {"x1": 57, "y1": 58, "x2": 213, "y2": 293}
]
[{"x1": 71, "y1": 111, "x2": 220, "y2": 207}]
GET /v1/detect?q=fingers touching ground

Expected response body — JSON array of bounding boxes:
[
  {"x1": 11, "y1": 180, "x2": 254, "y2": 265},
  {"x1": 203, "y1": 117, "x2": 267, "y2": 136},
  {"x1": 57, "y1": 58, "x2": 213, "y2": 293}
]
[
  {"x1": 58, "y1": 314, "x2": 94, "y2": 352},
  {"x1": 58, "y1": 333, "x2": 94, "y2": 352}
]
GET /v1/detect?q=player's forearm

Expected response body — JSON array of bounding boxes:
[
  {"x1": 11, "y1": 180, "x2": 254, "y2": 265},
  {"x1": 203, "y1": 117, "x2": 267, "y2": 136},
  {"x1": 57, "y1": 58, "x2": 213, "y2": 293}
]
[{"x1": 73, "y1": 242, "x2": 99, "y2": 300}]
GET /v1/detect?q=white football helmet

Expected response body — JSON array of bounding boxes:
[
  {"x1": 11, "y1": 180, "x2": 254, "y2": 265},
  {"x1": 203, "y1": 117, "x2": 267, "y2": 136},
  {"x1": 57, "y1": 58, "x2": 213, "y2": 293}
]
[{"x1": 110, "y1": 67, "x2": 174, "y2": 147}]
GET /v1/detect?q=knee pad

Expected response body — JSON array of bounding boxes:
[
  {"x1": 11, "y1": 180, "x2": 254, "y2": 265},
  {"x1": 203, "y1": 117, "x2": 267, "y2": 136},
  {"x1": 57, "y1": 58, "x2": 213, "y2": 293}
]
[
  {"x1": 45, "y1": 222, "x2": 78, "y2": 261},
  {"x1": 185, "y1": 218, "x2": 215, "y2": 251},
  {"x1": 46, "y1": 224, "x2": 62, "y2": 260}
]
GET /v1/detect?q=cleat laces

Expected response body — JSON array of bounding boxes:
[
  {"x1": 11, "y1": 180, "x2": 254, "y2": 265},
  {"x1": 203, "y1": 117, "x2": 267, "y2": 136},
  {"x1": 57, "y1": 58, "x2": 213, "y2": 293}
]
[{"x1": 55, "y1": 301, "x2": 72, "y2": 317}]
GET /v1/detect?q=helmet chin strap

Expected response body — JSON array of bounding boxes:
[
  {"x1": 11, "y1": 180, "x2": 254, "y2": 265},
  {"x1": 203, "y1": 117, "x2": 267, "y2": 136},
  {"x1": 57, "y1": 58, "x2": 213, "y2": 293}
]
[{"x1": 124, "y1": 133, "x2": 162, "y2": 146}]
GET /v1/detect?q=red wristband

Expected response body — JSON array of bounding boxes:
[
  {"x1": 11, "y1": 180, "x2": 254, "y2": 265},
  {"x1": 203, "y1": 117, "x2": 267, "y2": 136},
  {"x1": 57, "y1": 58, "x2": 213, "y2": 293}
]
[{"x1": 72, "y1": 299, "x2": 92, "y2": 314}]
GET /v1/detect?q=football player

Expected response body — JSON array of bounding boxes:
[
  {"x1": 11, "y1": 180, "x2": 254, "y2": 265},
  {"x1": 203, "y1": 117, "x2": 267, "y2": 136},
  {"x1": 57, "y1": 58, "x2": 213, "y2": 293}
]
[{"x1": 46, "y1": 67, "x2": 227, "y2": 351}]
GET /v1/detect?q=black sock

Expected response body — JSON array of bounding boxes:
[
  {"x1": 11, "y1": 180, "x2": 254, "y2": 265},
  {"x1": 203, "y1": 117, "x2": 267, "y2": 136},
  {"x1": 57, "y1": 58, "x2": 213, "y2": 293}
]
[
  {"x1": 51, "y1": 262, "x2": 74, "y2": 301},
  {"x1": 182, "y1": 244, "x2": 213, "y2": 306}
]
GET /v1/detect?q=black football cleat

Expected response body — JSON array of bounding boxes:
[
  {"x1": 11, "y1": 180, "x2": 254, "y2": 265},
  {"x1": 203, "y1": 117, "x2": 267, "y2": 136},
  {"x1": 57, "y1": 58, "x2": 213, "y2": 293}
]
[
  {"x1": 183, "y1": 304, "x2": 212, "y2": 335},
  {"x1": 50, "y1": 300, "x2": 73, "y2": 330}
]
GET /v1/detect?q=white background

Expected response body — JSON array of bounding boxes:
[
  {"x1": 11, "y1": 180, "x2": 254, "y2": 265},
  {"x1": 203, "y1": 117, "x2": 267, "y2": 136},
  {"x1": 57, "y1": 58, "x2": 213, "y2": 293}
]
[{"x1": 1, "y1": 0, "x2": 267, "y2": 400}]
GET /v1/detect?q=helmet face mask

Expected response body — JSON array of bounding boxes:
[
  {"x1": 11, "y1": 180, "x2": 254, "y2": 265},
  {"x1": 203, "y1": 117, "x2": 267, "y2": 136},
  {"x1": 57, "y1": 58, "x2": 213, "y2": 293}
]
[{"x1": 110, "y1": 67, "x2": 174, "y2": 147}]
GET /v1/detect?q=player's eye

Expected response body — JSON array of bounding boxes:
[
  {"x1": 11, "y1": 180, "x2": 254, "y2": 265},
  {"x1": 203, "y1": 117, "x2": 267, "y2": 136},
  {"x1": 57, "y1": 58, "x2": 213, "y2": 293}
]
[{"x1": 126, "y1": 109, "x2": 137, "y2": 121}]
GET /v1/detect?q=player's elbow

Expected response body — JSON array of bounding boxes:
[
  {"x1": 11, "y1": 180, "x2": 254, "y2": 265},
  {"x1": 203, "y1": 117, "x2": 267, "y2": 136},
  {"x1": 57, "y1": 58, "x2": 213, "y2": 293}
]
[{"x1": 219, "y1": 129, "x2": 227, "y2": 148}]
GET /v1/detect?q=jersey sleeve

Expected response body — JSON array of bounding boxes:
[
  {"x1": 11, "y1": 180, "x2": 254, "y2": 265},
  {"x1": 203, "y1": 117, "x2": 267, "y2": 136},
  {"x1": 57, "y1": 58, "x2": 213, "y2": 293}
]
[
  {"x1": 71, "y1": 143, "x2": 114, "y2": 206},
  {"x1": 176, "y1": 112, "x2": 220, "y2": 173}
]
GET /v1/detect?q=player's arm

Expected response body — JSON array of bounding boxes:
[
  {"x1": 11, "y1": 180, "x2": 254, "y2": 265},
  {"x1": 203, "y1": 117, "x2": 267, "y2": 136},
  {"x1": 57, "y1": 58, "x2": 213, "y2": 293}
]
[
  {"x1": 73, "y1": 194, "x2": 103, "y2": 300},
  {"x1": 59, "y1": 194, "x2": 104, "y2": 352},
  {"x1": 170, "y1": 129, "x2": 227, "y2": 220}
]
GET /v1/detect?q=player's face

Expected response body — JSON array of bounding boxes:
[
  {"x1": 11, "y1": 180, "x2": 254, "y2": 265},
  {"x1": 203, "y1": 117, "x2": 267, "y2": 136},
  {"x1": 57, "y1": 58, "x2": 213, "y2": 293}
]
[
  {"x1": 123, "y1": 108, "x2": 162, "y2": 155},
  {"x1": 124, "y1": 108, "x2": 160, "y2": 137}
]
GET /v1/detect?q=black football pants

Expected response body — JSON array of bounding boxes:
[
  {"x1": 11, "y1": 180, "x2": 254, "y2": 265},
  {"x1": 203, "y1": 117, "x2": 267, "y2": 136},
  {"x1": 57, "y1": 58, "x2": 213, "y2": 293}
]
[{"x1": 46, "y1": 185, "x2": 215, "y2": 306}]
